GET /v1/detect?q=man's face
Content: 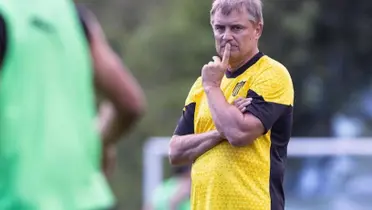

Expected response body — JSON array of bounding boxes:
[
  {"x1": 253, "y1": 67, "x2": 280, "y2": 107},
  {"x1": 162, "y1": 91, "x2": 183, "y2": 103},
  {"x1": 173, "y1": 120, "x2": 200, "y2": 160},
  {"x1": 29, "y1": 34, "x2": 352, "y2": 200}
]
[{"x1": 211, "y1": 8, "x2": 262, "y2": 64}]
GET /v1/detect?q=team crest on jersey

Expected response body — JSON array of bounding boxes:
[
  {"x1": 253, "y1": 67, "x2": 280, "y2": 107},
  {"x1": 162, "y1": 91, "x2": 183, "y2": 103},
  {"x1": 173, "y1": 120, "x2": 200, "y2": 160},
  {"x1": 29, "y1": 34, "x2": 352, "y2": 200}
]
[{"x1": 232, "y1": 81, "x2": 246, "y2": 96}]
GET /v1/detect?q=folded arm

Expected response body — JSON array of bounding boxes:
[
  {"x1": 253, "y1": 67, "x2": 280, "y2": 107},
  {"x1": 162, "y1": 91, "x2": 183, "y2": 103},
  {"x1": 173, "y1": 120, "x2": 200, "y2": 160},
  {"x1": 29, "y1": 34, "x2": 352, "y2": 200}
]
[
  {"x1": 204, "y1": 69, "x2": 293, "y2": 147},
  {"x1": 205, "y1": 86, "x2": 264, "y2": 147},
  {"x1": 169, "y1": 131, "x2": 223, "y2": 165},
  {"x1": 169, "y1": 78, "x2": 223, "y2": 165}
]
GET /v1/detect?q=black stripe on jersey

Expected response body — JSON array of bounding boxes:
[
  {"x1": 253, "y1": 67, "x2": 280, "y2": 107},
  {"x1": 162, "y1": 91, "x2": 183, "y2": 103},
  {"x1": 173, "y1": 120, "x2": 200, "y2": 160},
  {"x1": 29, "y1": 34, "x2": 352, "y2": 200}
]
[
  {"x1": 244, "y1": 89, "x2": 290, "y2": 134},
  {"x1": 174, "y1": 102, "x2": 196, "y2": 135},
  {"x1": 243, "y1": 89, "x2": 293, "y2": 210},
  {"x1": 225, "y1": 52, "x2": 264, "y2": 78},
  {"x1": 269, "y1": 108, "x2": 292, "y2": 210}
]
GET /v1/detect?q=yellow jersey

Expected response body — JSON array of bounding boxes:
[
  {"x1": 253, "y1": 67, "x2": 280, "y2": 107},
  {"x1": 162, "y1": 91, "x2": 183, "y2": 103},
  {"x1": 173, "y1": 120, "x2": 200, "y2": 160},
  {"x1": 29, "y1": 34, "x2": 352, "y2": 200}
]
[{"x1": 174, "y1": 52, "x2": 294, "y2": 210}]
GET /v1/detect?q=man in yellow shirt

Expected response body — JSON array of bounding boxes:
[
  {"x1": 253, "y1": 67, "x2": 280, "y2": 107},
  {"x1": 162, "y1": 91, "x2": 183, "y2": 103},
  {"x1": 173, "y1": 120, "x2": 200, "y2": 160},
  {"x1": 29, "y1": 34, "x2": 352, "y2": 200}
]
[{"x1": 169, "y1": 0, "x2": 294, "y2": 209}]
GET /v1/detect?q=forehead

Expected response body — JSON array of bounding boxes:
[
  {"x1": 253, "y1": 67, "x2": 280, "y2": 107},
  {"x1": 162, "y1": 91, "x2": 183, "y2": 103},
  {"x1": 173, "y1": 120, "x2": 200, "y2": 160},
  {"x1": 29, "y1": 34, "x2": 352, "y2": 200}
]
[{"x1": 211, "y1": 8, "x2": 251, "y2": 25}]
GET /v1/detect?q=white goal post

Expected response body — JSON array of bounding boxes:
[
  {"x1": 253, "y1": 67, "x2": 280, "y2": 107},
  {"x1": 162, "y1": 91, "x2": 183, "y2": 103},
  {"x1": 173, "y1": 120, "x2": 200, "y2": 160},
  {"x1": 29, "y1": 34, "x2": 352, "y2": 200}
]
[{"x1": 142, "y1": 137, "x2": 372, "y2": 204}]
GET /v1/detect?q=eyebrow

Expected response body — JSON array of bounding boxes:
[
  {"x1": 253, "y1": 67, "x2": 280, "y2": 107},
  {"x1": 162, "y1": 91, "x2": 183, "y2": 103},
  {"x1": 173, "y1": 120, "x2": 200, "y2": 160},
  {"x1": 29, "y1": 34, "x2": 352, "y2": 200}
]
[
  {"x1": 213, "y1": 22, "x2": 244, "y2": 26},
  {"x1": 212, "y1": 17, "x2": 244, "y2": 24}
]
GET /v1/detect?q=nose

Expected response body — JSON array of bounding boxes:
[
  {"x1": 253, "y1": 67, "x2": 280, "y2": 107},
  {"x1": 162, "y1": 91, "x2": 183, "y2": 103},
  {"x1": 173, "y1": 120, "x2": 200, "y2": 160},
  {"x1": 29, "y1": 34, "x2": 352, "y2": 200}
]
[{"x1": 222, "y1": 29, "x2": 233, "y2": 41}]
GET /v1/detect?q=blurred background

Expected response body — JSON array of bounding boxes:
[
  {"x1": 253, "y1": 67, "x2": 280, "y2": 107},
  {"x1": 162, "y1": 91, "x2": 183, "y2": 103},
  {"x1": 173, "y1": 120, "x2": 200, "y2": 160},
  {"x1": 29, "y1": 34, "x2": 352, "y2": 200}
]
[{"x1": 77, "y1": 0, "x2": 372, "y2": 209}]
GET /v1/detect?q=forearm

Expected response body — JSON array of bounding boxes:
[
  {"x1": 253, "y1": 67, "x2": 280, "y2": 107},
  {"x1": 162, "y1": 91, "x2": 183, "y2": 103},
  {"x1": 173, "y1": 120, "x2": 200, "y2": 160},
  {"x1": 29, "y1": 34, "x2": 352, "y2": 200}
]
[
  {"x1": 205, "y1": 87, "x2": 244, "y2": 134},
  {"x1": 98, "y1": 101, "x2": 139, "y2": 145},
  {"x1": 169, "y1": 130, "x2": 222, "y2": 165}
]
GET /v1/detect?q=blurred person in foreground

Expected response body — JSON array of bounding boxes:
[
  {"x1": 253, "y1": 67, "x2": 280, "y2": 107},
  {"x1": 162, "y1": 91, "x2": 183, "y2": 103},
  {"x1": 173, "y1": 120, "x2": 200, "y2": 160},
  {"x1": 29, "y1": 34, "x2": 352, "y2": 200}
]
[
  {"x1": 0, "y1": 0, "x2": 145, "y2": 209},
  {"x1": 144, "y1": 166, "x2": 191, "y2": 210},
  {"x1": 168, "y1": 0, "x2": 294, "y2": 209}
]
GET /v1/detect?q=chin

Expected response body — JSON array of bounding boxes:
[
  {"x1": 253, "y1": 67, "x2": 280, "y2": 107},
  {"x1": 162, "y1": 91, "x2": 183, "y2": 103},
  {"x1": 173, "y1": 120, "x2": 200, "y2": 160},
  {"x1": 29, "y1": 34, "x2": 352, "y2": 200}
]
[{"x1": 230, "y1": 51, "x2": 240, "y2": 58}]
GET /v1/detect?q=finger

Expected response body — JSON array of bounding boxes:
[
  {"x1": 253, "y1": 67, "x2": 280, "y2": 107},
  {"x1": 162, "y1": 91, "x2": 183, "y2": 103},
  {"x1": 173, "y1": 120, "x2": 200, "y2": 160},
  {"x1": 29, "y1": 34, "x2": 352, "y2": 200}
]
[
  {"x1": 236, "y1": 98, "x2": 252, "y2": 108},
  {"x1": 208, "y1": 61, "x2": 214, "y2": 65},
  {"x1": 235, "y1": 100, "x2": 243, "y2": 107},
  {"x1": 240, "y1": 100, "x2": 252, "y2": 107},
  {"x1": 235, "y1": 97, "x2": 244, "y2": 102},
  {"x1": 237, "y1": 98, "x2": 252, "y2": 105},
  {"x1": 245, "y1": 98, "x2": 253, "y2": 104},
  {"x1": 222, "y1": 43, "x2": 231, "y2": 66},
  {"x1": 233, "y1": 97, "x2": 243, "y2": 105},
  {"x1": 237, "y1": 102, "x2": 246, "y2": 110},
  {"x1": 234, "y1": 97, "x2": 243, "y2": 102},
  {"x1": 238, "y1": 100, "x2": 253, "y2": 111},
  {"x1": 212, "y1": 56, "x2": 221, "y2": 63}
]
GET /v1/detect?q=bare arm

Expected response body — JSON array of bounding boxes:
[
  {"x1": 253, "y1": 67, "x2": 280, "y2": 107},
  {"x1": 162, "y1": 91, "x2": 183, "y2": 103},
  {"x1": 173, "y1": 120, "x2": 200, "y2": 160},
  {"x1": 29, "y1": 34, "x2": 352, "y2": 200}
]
[
  {"x1": 82, "y1": 8, "x2": 146, "y2": 145},
  {"x1": 201, "y1": 45, "x2": 264, "y2": 147},
  {"x1": 169, "y1": 77, "x2": 223, "y2": 165},
  {"x1": 169, "y1": 130, "x2": 223, "y2": 165},
  {"x1": 203, "y1": 68, "x2": 294, "y2": 148},
  {"x1": 203, "y1": 56, "x2": 292, "y2": 147},
  {"x1": 205, "y1": 87, "x2": 264, "y2": 147}
]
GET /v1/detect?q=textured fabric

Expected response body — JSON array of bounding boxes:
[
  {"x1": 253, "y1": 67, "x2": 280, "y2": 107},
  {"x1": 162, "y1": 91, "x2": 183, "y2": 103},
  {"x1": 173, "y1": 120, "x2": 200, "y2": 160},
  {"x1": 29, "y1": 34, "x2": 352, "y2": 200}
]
[
  {"x1": 175, "y1": 53, "x2": 294, "y2": 210},
  {"x1": 0, "y1": 0, "x2": 114, "y2": 209}
]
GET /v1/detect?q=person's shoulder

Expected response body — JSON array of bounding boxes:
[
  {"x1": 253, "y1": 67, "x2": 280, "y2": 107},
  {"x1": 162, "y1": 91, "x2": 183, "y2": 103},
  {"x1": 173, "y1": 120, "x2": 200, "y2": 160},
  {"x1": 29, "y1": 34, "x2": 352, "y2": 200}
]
[
  {"x1": 193, "y1": 76, "x2": 202, "y2": 86},
  {"x1": 253, "y1": 55, "x2": 294, "y2": 104},
  {"x1": 189, "y1": 76, "x2": 203, "y2": 92},
  {"x1": 258, "y1": 55, "x2": 292, "y2": 82},
  {"x1": 184, "y1": 76, "x2": 203, "y2": 102},
  {"x1": 261, "y1": 55, "x2": 290, "y2": 74}
]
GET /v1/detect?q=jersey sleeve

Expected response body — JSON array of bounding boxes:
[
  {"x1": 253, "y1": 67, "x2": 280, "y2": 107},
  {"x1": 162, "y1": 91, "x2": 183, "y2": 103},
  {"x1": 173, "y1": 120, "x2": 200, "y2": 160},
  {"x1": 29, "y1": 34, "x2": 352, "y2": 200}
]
[
  {"x1": 243, "y1": 67, "x2": 294, "y2": 134},
  {"x1": 173, "y1": 77, "x2": 201, "y2": 136}
]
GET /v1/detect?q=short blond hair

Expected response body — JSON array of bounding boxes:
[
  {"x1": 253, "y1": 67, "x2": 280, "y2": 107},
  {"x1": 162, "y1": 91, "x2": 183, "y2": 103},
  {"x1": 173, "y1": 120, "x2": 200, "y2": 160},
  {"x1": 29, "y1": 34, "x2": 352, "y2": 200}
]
[{"x1": 210, "y1": 0, "x2": 264, "y2": 24}]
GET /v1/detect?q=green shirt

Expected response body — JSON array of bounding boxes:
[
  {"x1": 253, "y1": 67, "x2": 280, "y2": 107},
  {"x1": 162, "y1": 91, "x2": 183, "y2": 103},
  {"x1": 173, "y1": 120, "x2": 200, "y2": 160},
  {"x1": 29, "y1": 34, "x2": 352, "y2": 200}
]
[{"x1": 0, "y1": 0, "x2": 114, "y2": 209}]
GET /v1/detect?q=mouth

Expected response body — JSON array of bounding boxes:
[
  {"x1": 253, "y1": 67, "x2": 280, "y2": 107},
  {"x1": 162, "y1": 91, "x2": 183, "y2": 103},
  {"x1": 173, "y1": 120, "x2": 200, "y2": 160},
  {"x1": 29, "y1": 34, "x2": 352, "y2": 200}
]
[{"x1": 221, "y1": 45, "x2": 237, "y2": 50}]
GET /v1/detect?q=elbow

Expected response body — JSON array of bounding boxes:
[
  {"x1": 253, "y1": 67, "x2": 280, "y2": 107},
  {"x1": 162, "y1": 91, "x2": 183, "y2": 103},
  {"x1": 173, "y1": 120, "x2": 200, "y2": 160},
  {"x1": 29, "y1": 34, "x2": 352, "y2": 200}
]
[
  {"x1": 168, "y1": 139, "x2": 189, "y2": 166},
  {"x1": 134, "y1": 93, "x2": 147, "y2": 117},
  {"x1": 221, "y1": 114, "x2": 263, "y2": 147},
  {"x1": 168, "y1": 151, "x2": 181, "y2": 166},
  {"x1": 119, "y1": 95, "x2": 146, "y2": 123},
  {"x1": 226, "y1": 130, "x2": 255, "y2": 147},
  {"x1": 127, "y1": 95, "x2": 146, "y2": 120},
  {"x1": 116, "y1": 108, "x2": 142, "y2": 127},
  {"x1": 168, "y1": 143, "x2": 178, "y2": 165},
  {"x1": 168, "y1": 149, "x2": 183, "y2": 166},
  {"x1": 126, "y1": 105, "x2": 145, "y2": 122},
  {"x1": 228, "y1": 138, "x2": 252, "y2": 147}
]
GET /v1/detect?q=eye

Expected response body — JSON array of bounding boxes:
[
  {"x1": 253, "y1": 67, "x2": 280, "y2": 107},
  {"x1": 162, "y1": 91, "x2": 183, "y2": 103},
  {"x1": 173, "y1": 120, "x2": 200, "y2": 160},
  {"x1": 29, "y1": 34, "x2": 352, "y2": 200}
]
[
  {"x1": 214, "y1": 25, "x2": 225, "y2": 32},
  {"x1": 232, "y1": 25, "x2": 243, "y2": 31}
]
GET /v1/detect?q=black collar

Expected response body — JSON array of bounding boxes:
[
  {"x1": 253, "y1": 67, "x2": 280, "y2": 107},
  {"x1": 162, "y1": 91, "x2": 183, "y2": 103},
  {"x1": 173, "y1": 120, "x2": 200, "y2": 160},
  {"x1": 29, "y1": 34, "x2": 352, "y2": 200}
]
[{"x1": 225, "y1": 52, "x2": 264, "y2": 78}]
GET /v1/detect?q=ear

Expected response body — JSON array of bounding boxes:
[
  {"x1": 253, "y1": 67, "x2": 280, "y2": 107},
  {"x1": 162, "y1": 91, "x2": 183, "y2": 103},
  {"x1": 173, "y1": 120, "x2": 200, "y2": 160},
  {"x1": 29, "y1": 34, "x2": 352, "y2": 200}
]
[{"x1": 254, "y1": 22, "x2": 263, "y2": 40}]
